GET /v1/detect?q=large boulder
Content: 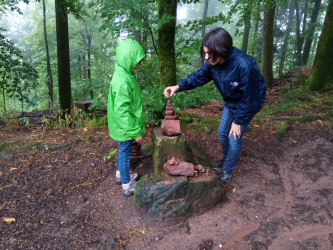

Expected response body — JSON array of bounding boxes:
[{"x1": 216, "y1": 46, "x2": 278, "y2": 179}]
[
  {"x1": 133, "y1": 172, "x2": 225, "y2": 223},
  {"x1": 133, "y1": 137, "x2": 225, "y2": 223}
]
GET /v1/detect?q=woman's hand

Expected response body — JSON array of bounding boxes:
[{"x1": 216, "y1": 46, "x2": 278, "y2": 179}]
[
  {"x1": 229, "y1": 122, "x2": 241, "y2": 140},
  {"x1": 163, "y1": 85, "x2": 180, "y2": 98},
  {"x1": 134, "y1": 136, "x2": 142, "y2": 144}
]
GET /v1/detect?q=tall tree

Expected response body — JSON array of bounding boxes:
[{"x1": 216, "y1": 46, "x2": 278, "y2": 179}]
[
  {"x1": 42, "y1": 0, "x2": 53, "y2": 108},
  {"x1": 158, "y1": 0, "x2": 177, "y2": 86},
  {"x1": 261, "y1": 1, "x2": 276, "y2": 87},
  {"x1": 278, "y1": 0, "x2": 294, "y2": 76},
  {"x1": 55, "y1": 0, "x2": 72, "y2": 115},
  {"x1": 242, "y1": 0, "x2": 252, "y2": 53},
  {"x1": 201, "y1": 0, "x2": 209, "y2": 38},
  {"x1": 302, "y1": 0, "x2": 321, "y2": 65},
  {"x1": 307, "y1": 0, "x2": 333, "y2": 91},
  {"x1": 294, "y1": 0, "x2": 309, "y2": 66}
]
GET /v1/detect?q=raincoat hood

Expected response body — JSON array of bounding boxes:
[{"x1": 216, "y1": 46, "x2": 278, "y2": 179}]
[
  {"x1": 107, "y1": 39, "x2": 146, "y2": 141},
  {"x1": 115, "y1": 39, "x2": 145, "y2": 74}
]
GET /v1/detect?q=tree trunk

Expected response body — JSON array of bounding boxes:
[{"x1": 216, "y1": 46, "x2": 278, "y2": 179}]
[
  {"x1": 249, "y1": 6, "x2": 260, "y2": 57},
  {"x1": 158, "y1": 0, "x2": 177, "y2": 86},
  {"x1": 302, "y1": 0, "x2": 321, "y2": 65},
  {"x1": 242, "y1": 0, "x2": 252, "y2": 53},
  {"x1": 2, "y1": 87, "x2": 5, "y2": 112},
  {"x1": 294, "y1": 0, "x2": 309, "y2": 66},
  {"x1": 43, "y1": 0, "x2": 53, "y2": 108},
  {"x1": 55, "y1": 0, "x2": 72, "y2": 116},
  {"x1": 273, "y1": 2, "x2": 279, "y2": 50},
  {"x1": 261, "y1": 2, "x2": 276, "y2": 88},
  {"x1": 294, "y1": 0, "x2": 302, "y2": 66},
  {"x1": 201, "y1": 0, "x2": 209, "y2": 38},
  {"x1": 87, "y1": 33, "x2": 93, "y2": 99},
  {"x1": 307, "y1": 0, "x2": 333, "y2": 90},
  {"x1": 278, "y1": 0, "x2": 294, "y2": 76}
]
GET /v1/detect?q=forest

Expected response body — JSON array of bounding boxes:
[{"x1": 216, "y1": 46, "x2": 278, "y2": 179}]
[
  {"x1": 0, "y1": 0, "x2": 332, "y2": 124},
  {"x1": 1, "y1": 0, "x2": 333, "y2": 249}
]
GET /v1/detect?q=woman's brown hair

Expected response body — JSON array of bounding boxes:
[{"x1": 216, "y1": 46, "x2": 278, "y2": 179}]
[{"x1": 200, "y1": 27, "x2": 233, "y2": 64}]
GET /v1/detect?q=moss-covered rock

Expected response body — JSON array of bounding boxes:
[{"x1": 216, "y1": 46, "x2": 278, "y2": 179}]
[
  {"x1": 134, "y1": 172, "x2": 225, "y2": 223},
  {"x1": 134, "y1": 134, "x2": 225, "y2": 223}
]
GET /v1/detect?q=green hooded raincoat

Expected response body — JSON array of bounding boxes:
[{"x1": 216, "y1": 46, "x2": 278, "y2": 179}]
[{"x1": 107, "y1": 39, "x2": 146, "y2": 141}]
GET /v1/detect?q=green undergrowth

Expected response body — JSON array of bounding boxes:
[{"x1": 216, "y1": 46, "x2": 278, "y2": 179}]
[
  {"x1": 257, "y1": 74, "x2": 333, "y2": 121},
  {"x1": 177, "y1": 112, "x2": 220, "y2": 134},
  {"x1": 254, "y1": 74, "x2": 333, "y2": 141},
  {"x1": 0, "y1": 140, "x2": 20, "y2": 150}
]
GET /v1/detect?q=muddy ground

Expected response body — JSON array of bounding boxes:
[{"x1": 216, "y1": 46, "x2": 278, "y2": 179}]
[{"x1": 1, "y1": 71, "x2": 333, "y2": 249}]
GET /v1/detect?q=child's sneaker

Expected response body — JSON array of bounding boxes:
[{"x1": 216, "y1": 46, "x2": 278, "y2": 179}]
[
  {"x1": 115, "y1": 171, "x2": 141, "y2": 185},
  {"x1": 122, "y1": 179, "x2": 138, "y2": 197},
  {"x1": 212, "y1": 159, "x2": 226, "y2": 171},
  {"x1": 217, "y1": 170, "x2": 232, "y2": 182},
  {"x1": 115, "y1": 171, "x2": 122, "y2": 185}
]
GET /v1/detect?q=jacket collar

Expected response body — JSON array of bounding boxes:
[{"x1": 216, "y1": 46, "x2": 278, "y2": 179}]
[{"x1": 220, "y1": 46, "x2": 238, "y2": 67}]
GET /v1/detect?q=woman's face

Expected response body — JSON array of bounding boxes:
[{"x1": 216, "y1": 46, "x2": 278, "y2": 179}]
[{"x1": 203, "y1": 46, "x2": 225, "y2": 65}]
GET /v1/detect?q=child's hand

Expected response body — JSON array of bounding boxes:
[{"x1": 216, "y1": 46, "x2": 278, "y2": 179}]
[
  {"x1": 163, "y1": 85, "x2": 179, "y2": 97},
  {"x1": 229, "y1": 122, "x2": 241, "y2": 140},
  {"x1": 135, "y1": 136, "x2": 142, "y2": 144}
]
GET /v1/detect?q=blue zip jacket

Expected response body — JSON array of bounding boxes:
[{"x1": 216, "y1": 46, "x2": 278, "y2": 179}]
[{"x1": 177, "y1": 46, "x2": 266, "y2": 125}]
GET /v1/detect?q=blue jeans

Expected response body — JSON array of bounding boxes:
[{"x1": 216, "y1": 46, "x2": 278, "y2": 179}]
[
  {"x1": 117, "y1": 140, "x2": 133, "y2": 184},
  {"x1": 218, "y1": 106, "x2": 254, "y2": 175}
]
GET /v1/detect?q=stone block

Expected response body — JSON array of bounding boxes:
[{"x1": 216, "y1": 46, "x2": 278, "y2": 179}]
[{"x1": 151, "y1": 128, "x2": 188, "y2": 174}]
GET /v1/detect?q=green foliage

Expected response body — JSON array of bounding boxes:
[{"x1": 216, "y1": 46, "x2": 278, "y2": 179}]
[
  {"x1": 0, "y1": 0, "x2": 30, "y2": 14},
  {"x1": 86, "y1": 114, "x2": 107, "y2": 127},
  {"x1": 0, "y1": 140, "x2": 19, "y2": 150},
  {"x1": 0, "y1": 30, "x2": 39, "y2": 111},
  {"x1": 103, "y1": 148, "x2": 117, "y2": 161},
  {"x1": 141, "y1": 84, "x2": 166, "y2": 124},
  {"x1": 275, "y1": 120, "x2": 292, "y2": 141},
  {"x1": 172, "y1": 83, "x2": 221, "y2": 111},
  {"x1": 181, "y1": 115, "x2": 220, "y2": 134}
]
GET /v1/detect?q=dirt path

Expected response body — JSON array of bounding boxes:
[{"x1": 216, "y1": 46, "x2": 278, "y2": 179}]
[
  {"x1": 1, "y1": 117, "x2": 332, "y2": 249},
  {"x1": 121, "y1": 122, "x2": 333, "y2": 250}
]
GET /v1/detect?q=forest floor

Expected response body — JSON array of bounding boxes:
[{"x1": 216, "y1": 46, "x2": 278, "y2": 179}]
[{"x1": 1, "y1": 69, "x2": 333, "y2": 250}]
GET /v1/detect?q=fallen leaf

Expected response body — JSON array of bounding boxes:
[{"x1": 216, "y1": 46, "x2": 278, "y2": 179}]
[
  {"x1": 43, "y1": 187, "x2": 48, "y2": 191},
  {"x1": 291, "y1": 140, "x2": 297, "y2": 143},
  {"x1": 40, "y1": 220, "x2": 44, "y2": 224},
  {"x1": 283, "y1": 226, "x2": 291, "y2": 232},
  {"x1": 81, "y1": 182, "x2": 92, "y2": 186},
  {"x1": 233, "y1": 188, "x2": 236, "y2": 193},
  {"x1": 10, "y1": 168, "x2": 18, "y2": 171},
  {"x1": 3, "y1": 217, "x2": 15, "y2": 223},
  {"x1": 0, "y1": 171, "x2": 3, "y2": 176},
  {"x1": 89, "y1": 153, "x2": 95, "y2": 155},
  {"x1": 83, "y1": 127, "x2": 88, "y2": 132},
  {"x1": 84, "y1": 200, "x2": 91, "y2": 205},
  {"x1": 253, "y1": 125, "x2": 260, "y2": 127}
]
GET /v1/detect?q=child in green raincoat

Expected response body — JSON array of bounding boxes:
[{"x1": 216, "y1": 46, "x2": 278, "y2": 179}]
[{"x1": 107, "y1": 39, "x2": 145, "y2": 197}]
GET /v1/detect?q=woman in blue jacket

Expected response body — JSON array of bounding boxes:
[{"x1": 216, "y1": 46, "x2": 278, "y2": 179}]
[{"x1": 164, "y1": 27, "x2": 266, "y2": 182}]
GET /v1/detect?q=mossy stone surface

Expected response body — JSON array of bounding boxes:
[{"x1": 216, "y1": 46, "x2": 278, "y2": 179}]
[
  {"x1": 151, "y1": 128, "x2": 188, "y2": 174},
  {"x1": 134, "y1": 172, "x2": 225, "y2": 223},
  {"x1": 134, "y1": 136, "x2": 225, "y2": 223}
]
